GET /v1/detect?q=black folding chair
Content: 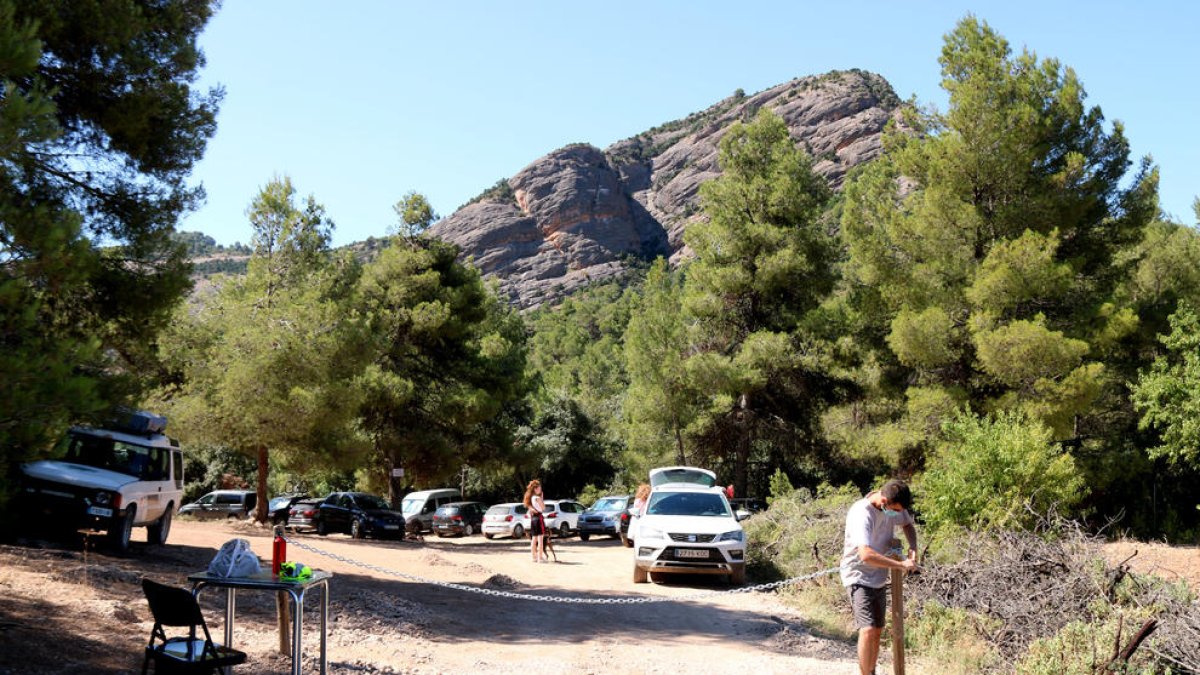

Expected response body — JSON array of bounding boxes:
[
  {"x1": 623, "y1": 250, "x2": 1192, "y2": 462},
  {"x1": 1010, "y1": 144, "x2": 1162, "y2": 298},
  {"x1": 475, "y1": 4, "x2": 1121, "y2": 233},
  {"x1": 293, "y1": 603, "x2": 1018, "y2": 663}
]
[{"x1": 141, "y1": 578, "x2": 247, "y2": 674}]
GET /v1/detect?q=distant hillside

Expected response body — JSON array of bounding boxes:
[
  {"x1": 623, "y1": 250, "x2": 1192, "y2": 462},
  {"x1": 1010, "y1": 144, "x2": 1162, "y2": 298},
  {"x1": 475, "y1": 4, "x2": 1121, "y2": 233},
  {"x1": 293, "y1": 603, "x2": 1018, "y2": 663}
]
[{"x1": 430, "y1": 69, "x2": 903, "y2": 308}]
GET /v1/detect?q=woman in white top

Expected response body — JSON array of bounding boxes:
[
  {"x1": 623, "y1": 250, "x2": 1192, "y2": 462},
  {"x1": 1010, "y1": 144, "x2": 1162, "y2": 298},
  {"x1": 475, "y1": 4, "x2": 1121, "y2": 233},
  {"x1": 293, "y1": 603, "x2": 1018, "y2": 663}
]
[{"x1": 523, "y1": 479, "x2": 547, "y2": 562}]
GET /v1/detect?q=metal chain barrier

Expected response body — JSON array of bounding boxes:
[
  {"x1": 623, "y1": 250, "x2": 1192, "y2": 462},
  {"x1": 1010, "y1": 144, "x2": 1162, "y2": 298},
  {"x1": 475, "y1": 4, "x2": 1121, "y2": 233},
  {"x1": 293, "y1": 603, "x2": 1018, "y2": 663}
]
[{"x1": 283, "y1": 533, "x2": 838, "y2": 604}]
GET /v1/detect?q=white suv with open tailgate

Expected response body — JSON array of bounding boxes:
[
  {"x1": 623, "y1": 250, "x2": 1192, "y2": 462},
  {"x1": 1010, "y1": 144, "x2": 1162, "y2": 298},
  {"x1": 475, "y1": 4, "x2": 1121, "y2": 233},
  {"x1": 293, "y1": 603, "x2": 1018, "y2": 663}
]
[{"x1": 632, "y1": 468, "x2": 746, "y2": 585}]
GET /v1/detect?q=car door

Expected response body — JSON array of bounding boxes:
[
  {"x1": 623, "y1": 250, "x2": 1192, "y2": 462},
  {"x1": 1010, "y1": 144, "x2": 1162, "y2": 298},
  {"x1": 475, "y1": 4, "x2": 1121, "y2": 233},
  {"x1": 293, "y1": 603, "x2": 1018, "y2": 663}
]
[
  {"x1": 193, "y1": 493, "x2": 216, "y2": 519},
  {"x1": 321, "y1": 494, "x2": 346, "y2": 532}
]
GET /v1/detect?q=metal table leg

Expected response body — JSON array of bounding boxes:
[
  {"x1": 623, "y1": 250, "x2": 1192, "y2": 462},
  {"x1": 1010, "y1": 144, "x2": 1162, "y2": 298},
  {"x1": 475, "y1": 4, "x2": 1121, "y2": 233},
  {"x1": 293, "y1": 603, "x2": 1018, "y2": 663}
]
[{"x1": 289, "y1": 589, "x2": 303, "y2": 675}]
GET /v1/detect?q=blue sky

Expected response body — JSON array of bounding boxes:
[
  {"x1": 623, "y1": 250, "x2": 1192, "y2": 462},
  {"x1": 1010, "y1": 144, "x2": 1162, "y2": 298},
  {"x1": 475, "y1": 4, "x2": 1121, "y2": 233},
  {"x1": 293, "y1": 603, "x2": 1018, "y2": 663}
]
[{"x1": 183, "y1": 1, "x2": 1199, "y2": 247}]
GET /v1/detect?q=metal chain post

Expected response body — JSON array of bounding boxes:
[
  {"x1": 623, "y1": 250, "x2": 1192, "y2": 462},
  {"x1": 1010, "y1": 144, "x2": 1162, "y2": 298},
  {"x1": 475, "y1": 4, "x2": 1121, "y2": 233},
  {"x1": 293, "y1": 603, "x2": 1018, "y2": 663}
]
[{"x1": 283, "y1": 534, "x2": 838, "y2": 604}]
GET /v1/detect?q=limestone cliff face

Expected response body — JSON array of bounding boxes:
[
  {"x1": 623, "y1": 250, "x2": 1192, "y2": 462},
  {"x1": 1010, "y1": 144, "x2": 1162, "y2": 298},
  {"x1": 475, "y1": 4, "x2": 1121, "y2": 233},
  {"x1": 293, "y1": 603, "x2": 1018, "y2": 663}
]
[{"x1": 429, "y1": 69, "x2": 901, "y2": 308}]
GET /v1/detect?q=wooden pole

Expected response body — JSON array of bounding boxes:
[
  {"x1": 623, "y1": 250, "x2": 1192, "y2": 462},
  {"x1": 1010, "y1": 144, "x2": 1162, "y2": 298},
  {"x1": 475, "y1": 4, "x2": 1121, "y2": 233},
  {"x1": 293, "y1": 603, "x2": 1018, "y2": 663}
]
[
  {"x1": 277, "y1": 592, "x2": 291, "y2": 656},
  {"x1": 889, "y1": 537, "x2": 906, "y2": 675}
]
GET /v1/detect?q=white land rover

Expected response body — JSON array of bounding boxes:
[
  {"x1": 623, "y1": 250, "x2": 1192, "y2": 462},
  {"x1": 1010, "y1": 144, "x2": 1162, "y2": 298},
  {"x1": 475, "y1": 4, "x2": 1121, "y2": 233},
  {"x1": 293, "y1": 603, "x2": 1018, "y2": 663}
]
[
  {"x1": 632, "y1": 470, "x2": 747, "y2": 586},
  {"x1": 19, "y1": 411, "x2": 183, "y2": 552}
]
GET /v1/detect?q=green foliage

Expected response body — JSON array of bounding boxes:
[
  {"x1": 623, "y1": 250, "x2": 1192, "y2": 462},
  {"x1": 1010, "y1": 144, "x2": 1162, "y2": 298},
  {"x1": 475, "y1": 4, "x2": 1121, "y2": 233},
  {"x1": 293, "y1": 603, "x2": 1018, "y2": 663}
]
[
  {"x1": 918, "y1": 412, "x2": 1085, "y2": 534},
  {"x1": 622, "y1": 259, "x2": 699, "y2": 468},
  {"x1": 353, "y1": 235, "x2": 532, "y2": 500},
  {"x1": 514, "y1": 394, "x2": 617, "y2": 499},
  {"x1": 392, "y1": 191, "x2": 438, "y2": 238},
  {"x1": 180, "y1": 443, "x2": 257, "y2": 504},
  {"x1": 682, "y1": 108, "x2": 839, "y2": 494},
  {"x1": 1132, "y1": 304, "x2": 1200, "y2": 469},
  {"x1": 905, "y1": 601, "x2": 1001, "y2": 674},
  {"x1": 743, "y1": 482, "x2": 861, "y2": 579},
  {"x1": 1016, "y1": 613, "x2": 1160, "y2": 675},
  {"x1": 767, "y1": 468, "x2": 794, "y2": 504},
  {"x1": 0, "y1": 0, "x2": 219, "y2": 507},
  {"x1": 461, "y1": 178, "x2": 516, "y2": 209},
  {"x1": 838, "y1": 16, "x2": 1157, "y2": 479},
  {"x1": 155, "y1": 177, "x2": 369, "y2": 520}
]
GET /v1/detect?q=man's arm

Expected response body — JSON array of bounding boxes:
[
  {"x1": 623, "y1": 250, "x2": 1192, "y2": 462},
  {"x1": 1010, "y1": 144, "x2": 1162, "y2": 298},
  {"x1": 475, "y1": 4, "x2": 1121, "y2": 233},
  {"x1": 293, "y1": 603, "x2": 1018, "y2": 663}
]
[
  {"x1": 903, "y1": 523, "x2": 918, "y2": 561},
  {"x1": 857, "y1": 542, "x2": 918, "y2": 571}
]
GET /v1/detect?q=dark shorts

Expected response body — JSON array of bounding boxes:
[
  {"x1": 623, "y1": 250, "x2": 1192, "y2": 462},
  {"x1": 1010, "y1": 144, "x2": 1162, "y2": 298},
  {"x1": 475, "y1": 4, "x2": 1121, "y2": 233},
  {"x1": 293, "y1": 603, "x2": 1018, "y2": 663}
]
[
  {"x1": 529, "y1": 514, "x2": 545, "y2": 536},
  {"x1": 848, "y1": 584, "x2": 887, "y2": 629}
]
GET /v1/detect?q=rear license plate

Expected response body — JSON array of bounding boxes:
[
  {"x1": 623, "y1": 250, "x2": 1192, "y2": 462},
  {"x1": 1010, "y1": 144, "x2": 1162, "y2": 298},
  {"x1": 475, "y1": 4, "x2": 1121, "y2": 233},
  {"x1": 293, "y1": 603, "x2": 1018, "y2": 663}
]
[
  {"x1": 676, "y1": 548, "x2": 709, "y2": 559},
  {"x1": 86, "y1": 506, "x2": 113, "y2": 518},
  {"x1": 384, "y1": 524, "x2": 399, "y2": 530}
]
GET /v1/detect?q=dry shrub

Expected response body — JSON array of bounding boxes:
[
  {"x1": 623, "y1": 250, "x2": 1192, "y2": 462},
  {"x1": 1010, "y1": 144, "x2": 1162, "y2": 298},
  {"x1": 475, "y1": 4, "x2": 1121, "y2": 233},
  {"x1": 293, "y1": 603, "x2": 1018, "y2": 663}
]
[{"x1": 909, "y1": 520, "x2": 1199, "y2": 673}]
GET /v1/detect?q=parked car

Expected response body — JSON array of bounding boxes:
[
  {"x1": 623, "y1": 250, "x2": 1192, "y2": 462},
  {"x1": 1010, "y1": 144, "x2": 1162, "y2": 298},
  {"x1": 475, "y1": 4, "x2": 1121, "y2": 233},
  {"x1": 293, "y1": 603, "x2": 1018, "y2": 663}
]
[
  {"x1": 400, "y1": 488, "x2": 461, "y2": 533},
  {"x1": 632, "y1": 476, "x2": 746, "y2": 585},
  {"x1": 481, "y1": 502, "x2": 527, "y2": 539},
  {"x1": 431, "y1": 501, "x2": 487, "y2": 537},
  {"x1": 18, "y1": 410, "x2": 182, "y2": 552},
  {"x1": 268, "y1": 493, "x2": 309, "y2": 525},
  {"x1": 315, "y1": 492, "x2": 406, "y2": 539},
  {"x1": 729, "y1": 497, "x2": 768, "y2": 520},
  {"x1": 627, "y1": 466, "x2": 718, "y2": 545},
  {"x1": 522, "y1": 499, "x2": 585, "y2": 538},
  {"x1": 618, "y1": 506, "x2": 635, "y2": 547},
  {"x1": 179, "y1": 490, "x2": 257, "y2": 521},
  {"x1": 287, "y1": 497, "x2": 323, "y2": 531},
  {"x1": 578, "y1": 494, "x2": 631, "y2": 541}
]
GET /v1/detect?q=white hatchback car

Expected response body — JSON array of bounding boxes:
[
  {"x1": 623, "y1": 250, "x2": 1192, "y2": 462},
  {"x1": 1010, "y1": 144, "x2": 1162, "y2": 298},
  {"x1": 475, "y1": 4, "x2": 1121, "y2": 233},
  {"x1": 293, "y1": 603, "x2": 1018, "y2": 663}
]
[
  {"x1": 482, "y1": 502, "x2": 528, "y2": 539},
  {"x1": 522, "y1": 499, "x2": 585, "y2": 538},
  {"x1": 632, "y1": 482, "x2": 747, "y2": 585}
]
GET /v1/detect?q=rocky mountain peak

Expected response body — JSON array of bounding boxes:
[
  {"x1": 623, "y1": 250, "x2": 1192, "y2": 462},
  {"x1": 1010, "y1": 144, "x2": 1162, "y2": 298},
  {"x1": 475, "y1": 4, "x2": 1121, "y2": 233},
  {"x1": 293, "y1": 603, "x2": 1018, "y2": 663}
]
[{"x1": 429, "y1": 69, "x2": 902, "y2": 309}]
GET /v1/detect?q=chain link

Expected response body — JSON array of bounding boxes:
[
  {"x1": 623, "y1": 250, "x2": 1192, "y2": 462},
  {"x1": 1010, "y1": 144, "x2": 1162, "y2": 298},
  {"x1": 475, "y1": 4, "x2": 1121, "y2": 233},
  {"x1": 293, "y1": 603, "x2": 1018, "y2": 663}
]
[{"x1": 283, "y1": 534, "x2": 837, "y2": 604}]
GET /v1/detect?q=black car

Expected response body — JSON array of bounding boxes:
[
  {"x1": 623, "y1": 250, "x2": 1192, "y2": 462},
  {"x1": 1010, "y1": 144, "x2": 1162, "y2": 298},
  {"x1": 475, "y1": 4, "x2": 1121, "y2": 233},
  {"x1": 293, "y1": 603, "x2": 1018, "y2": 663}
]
[
  {"x1": 729, "y1": 497, "x2": 768, "y2": 519},
  {"x1": 431, "y1": 501, "x2": 487, "y2": 537},
  {"x1": 178, "y1": 490, "x2": 257, "y2": 520},
  {"x1": 618, "y1": 505, "x2": 636, "y2": 547},
  {"x1": 268, "y1": 493, "x2": 309, "y2": 525},
  {"x1": 577, "y1": 494, "x2": 630, "y2": 541},
  {"x1": 314, "y1": 492, "x2": 405, "y2": 539}
]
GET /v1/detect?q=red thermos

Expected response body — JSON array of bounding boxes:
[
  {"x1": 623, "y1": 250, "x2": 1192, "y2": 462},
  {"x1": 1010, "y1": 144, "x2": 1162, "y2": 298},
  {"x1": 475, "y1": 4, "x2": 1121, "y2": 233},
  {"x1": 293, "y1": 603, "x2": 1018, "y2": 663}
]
[{"x1": 272, "y1": 529, "x2": 286, "y2": 575}]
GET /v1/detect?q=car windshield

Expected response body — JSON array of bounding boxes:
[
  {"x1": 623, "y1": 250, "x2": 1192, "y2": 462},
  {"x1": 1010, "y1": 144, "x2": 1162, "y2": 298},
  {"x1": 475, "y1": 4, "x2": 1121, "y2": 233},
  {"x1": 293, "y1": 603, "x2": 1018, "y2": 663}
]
[
  {"x1": 401, "y1": 498, "x2": 423, "y2": 515},
  {"x1": 269, "y1": 497, "x2": 291, "y2": 510},
  {"x1": 61, "y1": 431, "x2": 169, "y2": 481},
  {"x1": 589, "y1": 497, "x2": 627, "y2": 512},
  {"x1": 646, "y1": 491, "x2": 731, "y2": 517},
  {"x1": 355, "y1": 494, "x2": 391, "y2": 510},
  {"x1": 436, "y1": 506, "x2": 459, "y2": 515}
]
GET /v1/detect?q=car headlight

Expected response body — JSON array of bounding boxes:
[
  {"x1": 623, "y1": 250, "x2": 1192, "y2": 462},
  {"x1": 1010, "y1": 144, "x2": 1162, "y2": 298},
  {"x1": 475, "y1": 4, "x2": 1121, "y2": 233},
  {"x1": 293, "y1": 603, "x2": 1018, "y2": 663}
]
[
  {"x1": 94, "y1": 491, "x2": 111, "y2": 506},
  {"x1": 639, "y1": 527, "x2": 665, "y2": 540},
  {"x1": 718, "y1": 530, "x2": 744, "y2": 542}
]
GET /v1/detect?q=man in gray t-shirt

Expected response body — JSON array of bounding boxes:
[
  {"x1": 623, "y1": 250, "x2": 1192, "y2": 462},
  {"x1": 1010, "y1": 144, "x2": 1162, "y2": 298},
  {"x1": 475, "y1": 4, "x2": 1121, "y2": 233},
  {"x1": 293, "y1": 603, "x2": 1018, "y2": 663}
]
[{"x1": 841, "y1": 480, "x2": 919, "y2": 675}]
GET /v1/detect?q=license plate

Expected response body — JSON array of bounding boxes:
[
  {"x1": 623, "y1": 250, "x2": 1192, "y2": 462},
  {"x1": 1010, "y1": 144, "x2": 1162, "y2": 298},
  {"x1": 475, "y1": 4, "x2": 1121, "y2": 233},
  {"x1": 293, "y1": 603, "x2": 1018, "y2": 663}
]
[
  {"x1": 675, "y1": 548, "x2": 709, "y2": 559},
  {"x1": 384, "y1": 524, "x2": 399, "y2": 530},
  {"x1": 87, "y1": 506, "x2": 113, "y2": 518}
]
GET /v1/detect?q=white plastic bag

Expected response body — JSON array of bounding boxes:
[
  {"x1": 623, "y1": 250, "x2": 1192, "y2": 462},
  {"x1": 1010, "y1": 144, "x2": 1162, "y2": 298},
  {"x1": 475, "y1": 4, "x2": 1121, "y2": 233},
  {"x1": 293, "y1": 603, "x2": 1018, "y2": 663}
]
[{"x1": 208, "y1": 538, "x2": 262, "y2": 578}]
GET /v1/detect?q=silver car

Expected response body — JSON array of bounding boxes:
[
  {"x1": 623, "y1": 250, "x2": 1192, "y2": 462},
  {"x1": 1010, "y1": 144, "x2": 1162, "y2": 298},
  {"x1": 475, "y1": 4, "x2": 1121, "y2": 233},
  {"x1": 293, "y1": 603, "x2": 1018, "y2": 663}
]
[{"x1": 482, "y1": 502, "x2": 528, "y2": 539}]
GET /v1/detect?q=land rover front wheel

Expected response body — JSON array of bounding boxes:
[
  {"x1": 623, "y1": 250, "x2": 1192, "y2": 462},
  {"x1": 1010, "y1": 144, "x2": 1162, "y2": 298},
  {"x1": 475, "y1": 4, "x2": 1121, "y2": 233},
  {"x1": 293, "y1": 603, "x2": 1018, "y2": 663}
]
[
  {"x1": 147, "y1": 506, "x2": 172, "y2": 545},
  {"x1": 109, "y1": 505, "x2": 136, "y2": 553}
]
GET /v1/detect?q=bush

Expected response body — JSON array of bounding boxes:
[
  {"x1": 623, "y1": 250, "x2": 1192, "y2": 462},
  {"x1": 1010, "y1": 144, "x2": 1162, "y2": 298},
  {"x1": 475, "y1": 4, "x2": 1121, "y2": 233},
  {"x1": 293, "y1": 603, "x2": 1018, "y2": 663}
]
[
  {"x1": 1016, "y1": 613, "x2": 1160, "y2": 675},
  {"x1": 918, "y1": 411, "x2": 1084, "y2": 536},
  {"x1": 744, "y1": 482, "x2": 861, "y2": 580}
]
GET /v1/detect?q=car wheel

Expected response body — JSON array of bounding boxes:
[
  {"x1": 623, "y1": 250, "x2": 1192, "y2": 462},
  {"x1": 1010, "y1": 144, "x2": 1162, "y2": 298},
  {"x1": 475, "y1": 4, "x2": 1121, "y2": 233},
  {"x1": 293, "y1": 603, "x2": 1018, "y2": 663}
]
[
  {"x1": 633, "y1": 562, "x2": 648, "y2": 584},
  {"x1": 316, "y1": 519, "x2": 328, "y2": 536},
  {"x1": 147, "y1": 506, "x2": 172, "y2": 546},
  {"x1": 484, "y1": 533, "x2": 494, "y2": 540},
  {"x1": 620, "y1": 532, "x2": 633, "y2": 548},
  {"x1": 730, "y1": 566, "x2": 746, "y2": 586},
  {"x1": 463, "y1": 523, "x2": 474, "y2": 536},
  {"x1": 579, "y1": 533, "x2": 591, "y2": 542},
  {"x1": 558, "y1": 522, "x2": 570, "y2": 538},
  {"x1": 351, "y1": 519, "x2": 365, "y2": 539},
  {"x1": 512, "y1": 524, "x2": 524, "y2": 539},
  {"x1": 108, "y1": 505, "x2": 136, "y2": 553}
]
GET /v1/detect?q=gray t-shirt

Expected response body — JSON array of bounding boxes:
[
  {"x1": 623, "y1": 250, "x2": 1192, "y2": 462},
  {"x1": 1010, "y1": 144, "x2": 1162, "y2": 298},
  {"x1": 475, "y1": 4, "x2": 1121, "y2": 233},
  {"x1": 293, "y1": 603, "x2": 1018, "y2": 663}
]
[{"x1": 840, "y1": 495, "x2": 915, "y2": 588}]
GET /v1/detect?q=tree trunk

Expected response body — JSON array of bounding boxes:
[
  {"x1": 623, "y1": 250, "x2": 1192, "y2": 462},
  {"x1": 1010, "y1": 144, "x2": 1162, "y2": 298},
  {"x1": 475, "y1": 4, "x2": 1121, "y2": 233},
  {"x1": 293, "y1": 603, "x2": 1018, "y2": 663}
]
[
  {"x1": 255, "y1": 446, "x2": 269, "y2": 523},
  {"x1": 387, "y1": 452, "x2": 402, "y2": 509},
  {"x1": 734, "y1": 393, "x2": 750, "y2": 497},
  {"x1": 672, "y1": 413, "x2": 687, "y2": 465}
]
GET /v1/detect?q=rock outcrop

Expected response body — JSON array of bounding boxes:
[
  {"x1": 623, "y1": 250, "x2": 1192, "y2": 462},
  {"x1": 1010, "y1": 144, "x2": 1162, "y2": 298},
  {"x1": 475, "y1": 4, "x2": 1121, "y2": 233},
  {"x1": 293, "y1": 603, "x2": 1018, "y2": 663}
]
[{"x1": 429, "y1": 69, "x2": 902, "y2": 309}]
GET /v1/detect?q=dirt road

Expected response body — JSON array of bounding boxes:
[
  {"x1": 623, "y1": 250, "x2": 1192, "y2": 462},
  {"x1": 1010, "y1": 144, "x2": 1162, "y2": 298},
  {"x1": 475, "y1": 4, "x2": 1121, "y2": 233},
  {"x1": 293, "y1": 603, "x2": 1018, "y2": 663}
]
[{"x1": 0, "y1": 520, "x2": 859, "y2": 674}]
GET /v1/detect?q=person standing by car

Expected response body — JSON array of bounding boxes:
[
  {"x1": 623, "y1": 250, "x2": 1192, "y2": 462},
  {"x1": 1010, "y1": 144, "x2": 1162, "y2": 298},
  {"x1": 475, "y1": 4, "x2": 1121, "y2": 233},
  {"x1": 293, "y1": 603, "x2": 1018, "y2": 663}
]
[
  {"x1": 631, "y1": 483, "x2": 650, "y2": 515},
  {"x1": 523, "y1": 479, "x2": 547, "y2": 563},
  {"x1": 841, "y1": 479, "x2": 919, "y2": 675}
]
